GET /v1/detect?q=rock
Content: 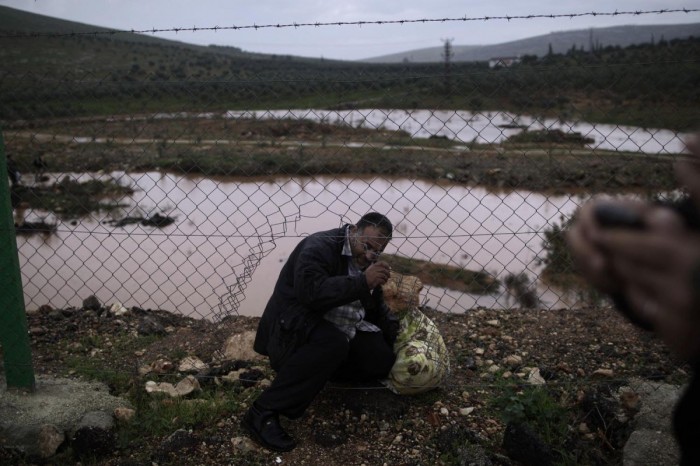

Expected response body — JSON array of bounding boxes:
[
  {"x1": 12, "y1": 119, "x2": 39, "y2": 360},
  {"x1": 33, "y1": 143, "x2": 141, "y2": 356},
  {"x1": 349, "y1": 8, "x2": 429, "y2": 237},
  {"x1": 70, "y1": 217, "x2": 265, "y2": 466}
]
[
  {"x1": 38, "y1": 304, "x2": 54, "y2": 313},
  {"x1": 146, "y1": 376, "x2": 200, "y2": 397},
  {"x1": 486, "y1": 319, "x2": 500, "y2": 327},
  {"x1": 231, "y1": 436, "x2": 258, "y2": 453},
  {"x1": 623, "y1": 429, "x2": 680, "y2": 466},
  {"x1": 504, "y1": 354, "x2": 523, "y2": 366},
  {"x1": 74, "y1": 410, "x2": 114, "y2": 432},
  {"x1": 114, "y1": 407, "x2": 136, "y2": 423},
  {"x1": 178, "y1": 356, "x2": 208, "y2": 373},
  {"x1": 221, "y1": 369, "x2": 244, "y2": 383},
  {"x1": 29, "y1": 326, "x2": 46, "y2": 336},
  {"x1": 137, "y1": 316, "x2": 166, "y2": 336},
  {"x1": 526, "y1": 368, "x2": 546, "y2": 385},
  {"x1": 37, "y1": 424, "x2": 64, "y2": 458},
  {"x1": 592, "y1": 368, "x2": 615, "y2": 378},
  {"x1": 0, "y1": 376, "x2": 129, "y2": 460},
  {"x1": 218, "y1": 331, "x2": 261, "y2": 361},
  {"x1": 82, "y1": 295, "x2": 101, "y2": 311},
  {"x1": 146, "y1": 381, "x2": 179, "y2": 397},
  {"x1": 459, "y1": 407, "x2": 475, "y2": 416},
  {"x1": 151, "y1": 359, "x2": 174, "y2": 374},
  {"x1": 108, "y1": 302, "x2": 129, "y2": 316},
  {"x1": 624, "y1": 379, "x2": 681, "y2": 432},
  {"x1": 174, "y1": 376, "x2": 201, "y2": 396}
]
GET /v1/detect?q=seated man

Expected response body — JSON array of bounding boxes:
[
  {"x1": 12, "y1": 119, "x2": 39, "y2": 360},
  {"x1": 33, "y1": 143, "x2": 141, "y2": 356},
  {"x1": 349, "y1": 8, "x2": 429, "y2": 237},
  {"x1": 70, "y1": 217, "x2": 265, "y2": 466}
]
[{"x1": 242, "y1": 212, "x2": 399, "y2": 452}]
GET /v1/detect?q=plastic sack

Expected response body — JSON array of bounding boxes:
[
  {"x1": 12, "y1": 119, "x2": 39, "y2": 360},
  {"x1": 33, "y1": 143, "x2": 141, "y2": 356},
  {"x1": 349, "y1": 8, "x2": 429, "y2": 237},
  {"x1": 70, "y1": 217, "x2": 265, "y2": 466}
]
[{"x1": 383, "y1": 306, "x2": 450, "y2": 395}]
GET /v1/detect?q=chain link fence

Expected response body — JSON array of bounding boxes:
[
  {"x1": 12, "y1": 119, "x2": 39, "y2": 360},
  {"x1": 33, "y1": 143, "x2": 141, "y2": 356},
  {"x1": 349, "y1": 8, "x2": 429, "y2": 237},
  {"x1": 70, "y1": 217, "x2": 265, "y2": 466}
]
[
  {"x1": 4, "y1": 41, "x2": 697, "y2": 321},
  {"x1": 1, "y1": 10, "x2": 699, "y2": 463}
]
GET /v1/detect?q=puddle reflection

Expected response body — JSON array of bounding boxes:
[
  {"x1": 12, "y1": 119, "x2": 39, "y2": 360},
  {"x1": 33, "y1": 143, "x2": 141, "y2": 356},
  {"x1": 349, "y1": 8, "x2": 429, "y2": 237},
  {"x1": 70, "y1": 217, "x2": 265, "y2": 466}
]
[{"x1": 16, "y1": 172, "x2": 607, "y2": 319}]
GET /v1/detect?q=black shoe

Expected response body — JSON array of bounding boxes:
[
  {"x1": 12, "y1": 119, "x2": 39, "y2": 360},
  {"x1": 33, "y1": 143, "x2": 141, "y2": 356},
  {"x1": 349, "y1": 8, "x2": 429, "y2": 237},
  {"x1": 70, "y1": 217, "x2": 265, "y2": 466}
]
[{"x1": 241, "y1": 405, "x2": 296, "y2": 452}]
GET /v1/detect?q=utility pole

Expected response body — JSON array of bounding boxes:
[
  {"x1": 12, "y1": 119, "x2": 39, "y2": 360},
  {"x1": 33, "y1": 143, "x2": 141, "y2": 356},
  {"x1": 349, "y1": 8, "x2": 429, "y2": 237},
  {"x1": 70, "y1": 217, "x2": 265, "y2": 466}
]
[{"x1": 441, "y1": 37, "x2": 454, "y2": 96}]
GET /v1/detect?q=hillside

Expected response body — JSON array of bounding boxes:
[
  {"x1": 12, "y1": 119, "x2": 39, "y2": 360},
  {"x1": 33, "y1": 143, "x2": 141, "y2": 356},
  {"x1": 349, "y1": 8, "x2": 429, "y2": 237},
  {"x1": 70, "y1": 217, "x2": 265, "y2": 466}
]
[
  {"x1": 1, "y1": 5, "x2": 699, "y2": 131},
  {"x1": 363, "y1": 23, "x2": 700, "y2": 63},
  {"x1": 0, "y1": 5, "x2": 324, "y2": 63}
]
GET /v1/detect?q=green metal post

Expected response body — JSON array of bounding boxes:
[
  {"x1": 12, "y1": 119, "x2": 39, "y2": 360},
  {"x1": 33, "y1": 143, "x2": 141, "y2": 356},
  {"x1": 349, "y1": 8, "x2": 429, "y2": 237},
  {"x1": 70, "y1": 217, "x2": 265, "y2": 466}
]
[{"x1": 0, "y1": 131, "x2": 36, "y2": 390}]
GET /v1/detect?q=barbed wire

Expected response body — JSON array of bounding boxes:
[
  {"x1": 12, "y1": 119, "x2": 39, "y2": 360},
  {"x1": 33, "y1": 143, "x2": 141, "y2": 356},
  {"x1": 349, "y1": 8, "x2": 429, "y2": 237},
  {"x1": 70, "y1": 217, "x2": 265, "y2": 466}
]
[
  {"x1": 10, "y1": 227, "x2": 553, "y2": 240},
  {"x1": 1, "y1": 9, "x2": 698, "y2": 39}
]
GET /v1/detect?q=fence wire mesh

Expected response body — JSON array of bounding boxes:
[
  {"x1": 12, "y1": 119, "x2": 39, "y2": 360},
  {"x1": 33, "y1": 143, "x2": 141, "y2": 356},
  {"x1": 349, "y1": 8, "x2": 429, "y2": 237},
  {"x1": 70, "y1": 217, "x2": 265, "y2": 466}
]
[{"x1": 1, "y1": 9, "x2": 699, "y2": 464}]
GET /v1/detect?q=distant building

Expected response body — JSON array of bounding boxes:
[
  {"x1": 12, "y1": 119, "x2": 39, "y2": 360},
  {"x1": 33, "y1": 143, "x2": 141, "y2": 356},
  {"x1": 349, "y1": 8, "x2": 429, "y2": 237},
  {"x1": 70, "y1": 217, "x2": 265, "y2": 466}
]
[{"x1": 488, "y1": 56, "x2": 521, "y2": 68}]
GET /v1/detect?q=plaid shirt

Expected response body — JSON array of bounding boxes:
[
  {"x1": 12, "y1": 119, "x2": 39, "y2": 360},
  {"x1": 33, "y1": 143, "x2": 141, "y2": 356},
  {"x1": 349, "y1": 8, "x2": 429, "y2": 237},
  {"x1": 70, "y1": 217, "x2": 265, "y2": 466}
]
[{"x1": 323, "y1": 226, "x2": 381, "y2": 340}]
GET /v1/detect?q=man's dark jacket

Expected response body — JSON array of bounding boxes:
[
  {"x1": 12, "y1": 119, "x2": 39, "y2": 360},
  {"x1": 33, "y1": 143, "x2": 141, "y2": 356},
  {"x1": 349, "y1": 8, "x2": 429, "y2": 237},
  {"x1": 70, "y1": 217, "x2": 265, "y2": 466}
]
[{"x1": 253, "y1": 225, "x2": 398, "y2": 370}]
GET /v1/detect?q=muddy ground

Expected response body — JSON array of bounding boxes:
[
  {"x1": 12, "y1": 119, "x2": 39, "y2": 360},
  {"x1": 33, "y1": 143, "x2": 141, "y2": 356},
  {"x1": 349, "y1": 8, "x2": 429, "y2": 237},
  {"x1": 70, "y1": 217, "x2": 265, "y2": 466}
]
[
  {"x1": 2, "y1": 301, "x2": 686, "y2": 465},
  {"x1": 4, "y1": 116, "x2": 678, "y2": 193}
]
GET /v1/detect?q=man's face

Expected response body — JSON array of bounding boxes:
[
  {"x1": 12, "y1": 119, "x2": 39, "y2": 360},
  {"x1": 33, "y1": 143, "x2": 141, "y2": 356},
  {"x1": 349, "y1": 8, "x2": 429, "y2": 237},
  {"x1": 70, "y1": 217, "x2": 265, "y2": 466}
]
[{"x1": 350, "y1": 225, "x2": 390, "y2": 269}]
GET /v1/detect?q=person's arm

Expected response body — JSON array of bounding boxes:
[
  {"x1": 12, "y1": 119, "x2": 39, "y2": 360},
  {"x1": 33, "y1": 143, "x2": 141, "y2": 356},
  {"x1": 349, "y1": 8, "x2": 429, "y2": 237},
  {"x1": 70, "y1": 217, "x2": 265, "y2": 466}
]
[
  {"x1": 364, "y1": 285, "x2": 400, "y2": 345},
  {"x1": 292, "y1": 234, "x2": 372, "y2": 313},
  {"x1": 595, "y1": 213, "x2": 700, "y2": 363},
  {"x1": 567, "y1": 133, "x2": 700, "y2": 364}
]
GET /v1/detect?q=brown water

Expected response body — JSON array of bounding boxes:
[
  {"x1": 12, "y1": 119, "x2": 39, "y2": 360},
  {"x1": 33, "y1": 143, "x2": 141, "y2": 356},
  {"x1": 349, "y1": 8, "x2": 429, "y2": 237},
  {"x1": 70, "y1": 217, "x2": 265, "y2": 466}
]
[{"x1": 16, "y1": 172, "x2": 588, "y2": 320}]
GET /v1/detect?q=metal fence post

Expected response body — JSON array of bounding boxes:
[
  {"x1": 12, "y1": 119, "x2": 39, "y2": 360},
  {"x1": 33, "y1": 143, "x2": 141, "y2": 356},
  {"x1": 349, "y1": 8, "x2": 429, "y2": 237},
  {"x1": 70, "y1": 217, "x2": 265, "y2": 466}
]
[{"x1": 0, "y1": 130, "x2": 36, "y2": 390}]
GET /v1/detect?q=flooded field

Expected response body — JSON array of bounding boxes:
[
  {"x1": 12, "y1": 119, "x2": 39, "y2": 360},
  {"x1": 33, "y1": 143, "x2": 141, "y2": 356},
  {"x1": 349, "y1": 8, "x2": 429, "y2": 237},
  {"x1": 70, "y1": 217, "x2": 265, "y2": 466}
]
[{"x1": 14, "y1": 171, "x2": 598, "y2": 320}]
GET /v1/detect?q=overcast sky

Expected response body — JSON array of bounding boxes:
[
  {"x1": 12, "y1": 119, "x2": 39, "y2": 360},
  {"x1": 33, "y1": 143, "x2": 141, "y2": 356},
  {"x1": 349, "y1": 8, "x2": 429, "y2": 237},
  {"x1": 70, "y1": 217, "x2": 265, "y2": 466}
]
[{"x1": 1, "y1": 1, "x2": 698, "y2": 60}]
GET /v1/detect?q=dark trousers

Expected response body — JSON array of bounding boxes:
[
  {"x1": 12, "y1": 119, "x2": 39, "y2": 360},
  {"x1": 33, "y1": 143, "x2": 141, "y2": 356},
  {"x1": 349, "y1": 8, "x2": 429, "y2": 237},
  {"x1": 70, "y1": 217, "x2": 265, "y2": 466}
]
[{"x1": 255, "y1": 320, "x2": 396, "y2": 419}]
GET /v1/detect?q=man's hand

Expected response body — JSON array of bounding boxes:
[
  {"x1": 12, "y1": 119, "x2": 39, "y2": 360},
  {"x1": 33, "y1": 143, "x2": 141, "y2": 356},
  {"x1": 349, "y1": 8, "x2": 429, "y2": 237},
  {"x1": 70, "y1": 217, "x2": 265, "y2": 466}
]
[
  {"x1": 365, "y1": 261, "x2": 391, "y2": 289},
  {"x1": 597, "y1": 208, "x2": 700, "y2": 361}
]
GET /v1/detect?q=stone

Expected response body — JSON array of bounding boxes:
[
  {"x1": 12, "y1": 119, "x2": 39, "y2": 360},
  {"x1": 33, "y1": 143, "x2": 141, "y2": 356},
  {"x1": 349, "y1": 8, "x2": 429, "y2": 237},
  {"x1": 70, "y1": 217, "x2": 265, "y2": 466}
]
[
  {"x1": 592, "y1": 368, "x2": 614, "y2": 378},
  {"x1": 108, "y1": 302, "x2": 129, "y2": 316},
  {"x1": 82, "y1": 295, "x2": 101, "y2": 311},
  {"x1": 145, "y1": 381, "x2": 179, "y2": 397},
  {"x1": 145, "y1": 376, "x2": 200, "y2": 398},
  {"x1": 74, "y1": 410, "x2": 114, "y2": 432},
  {"x1": 526, "y1": 368, "x2": 546, "y2": 385},
  {"x1": 504, "y1": 354, "x2": 523, "y2": 366},
  {"x1": 151, "y1": 359, "x2": 174, "y2": 374},
  {"x1": 231, "y1": 436, "x2": 258, "y2": 453},
  {"x1": 459, "y1": 407, "x2": 475, "y2": 416},
  {"x1": 0, "y1": 376, "x2": 129, "y2": 459},
  {"x1": 137, "y1": 316, "x2": 166, "y2": 336},
  {"x1": 178, "y1": 356, "x2": 208, "y2": 373},
  {"x1": 114, "y1": 407, "x2": 136, "y2": 423},
  {"x1": 37, "y1": 424, "x2": 64, "y2": 458},
  {"x1": 219, "y1": 331, "x2": 261, "y2": 361},
  {"x1": 623, "y1": 429, "x2": 680, "y2": 466},
  {"x1": 174, "y1": 375, "x2": 201, "y2": 397}
]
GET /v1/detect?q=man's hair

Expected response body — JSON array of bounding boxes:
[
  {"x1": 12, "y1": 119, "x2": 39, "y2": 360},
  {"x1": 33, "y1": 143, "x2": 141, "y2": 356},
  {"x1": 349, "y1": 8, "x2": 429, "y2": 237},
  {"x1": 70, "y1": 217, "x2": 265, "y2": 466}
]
[{"x1": 357, "y1": 212, "x2": 392, "y2": 239}]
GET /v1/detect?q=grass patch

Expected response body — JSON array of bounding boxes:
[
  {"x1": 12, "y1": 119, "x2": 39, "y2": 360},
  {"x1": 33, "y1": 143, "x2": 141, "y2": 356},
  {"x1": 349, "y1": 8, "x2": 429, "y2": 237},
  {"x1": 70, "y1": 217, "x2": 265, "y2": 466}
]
[
  {"x1": 491, "y1": 381, "x2": 578, "y2": 464},
  {"x1": 14, "y1": 177, "x2": 133, "y2": 219},
  {"x1": 383, "y1": 254, "x2": 499, "y2": 294},
  {"x1": 505, "y1": 129, "x2": 594, "y2": 145},
  {"x1": 117, "y1": 387, "x2": 240, "y2": 444}
]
